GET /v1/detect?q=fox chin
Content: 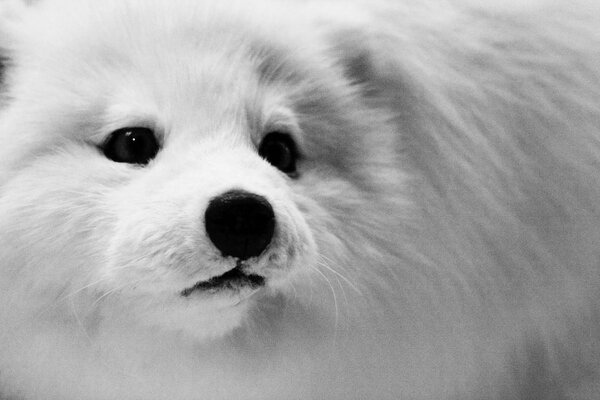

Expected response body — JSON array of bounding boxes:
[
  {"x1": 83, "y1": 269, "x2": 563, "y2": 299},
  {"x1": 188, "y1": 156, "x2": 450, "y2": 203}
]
[{"x1": 0, "y1": 0, "x2": 600, "y2": 399}]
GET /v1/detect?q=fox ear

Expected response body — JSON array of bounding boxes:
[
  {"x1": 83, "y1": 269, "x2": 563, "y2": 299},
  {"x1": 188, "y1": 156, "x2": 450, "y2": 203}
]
[
  {"x1": 0, "y1": 0, "x2": 29, "y2": 91},
  {"x1": 0, "y1": 53, "x2": 7, "y2": 89},
  {"x1": 330, "y1": 29, "x2": 382, "y2": 93},
  {"x1": 327, "y1": 25, "x2": 416, "y2": 111},
  {"x1": 0, "y1": 33, "x2": 9, "y2": 94}
]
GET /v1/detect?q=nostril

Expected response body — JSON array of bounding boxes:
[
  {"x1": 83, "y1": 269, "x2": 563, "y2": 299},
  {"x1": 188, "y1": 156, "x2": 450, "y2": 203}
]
[{"x1": 204, "y1": 190, "x2": 275, "y2": 260}]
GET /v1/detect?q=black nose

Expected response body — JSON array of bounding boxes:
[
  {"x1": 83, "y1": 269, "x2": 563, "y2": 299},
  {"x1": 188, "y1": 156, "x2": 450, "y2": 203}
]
[{"x1": 204, "y1": 190, "x2": 275, "y2": 260}]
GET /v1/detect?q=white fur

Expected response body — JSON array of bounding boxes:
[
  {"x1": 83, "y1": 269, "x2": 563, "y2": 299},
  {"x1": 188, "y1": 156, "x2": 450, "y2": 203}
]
[{"x1": 0, "y1": 0, "x2": 600, "y2": 399}]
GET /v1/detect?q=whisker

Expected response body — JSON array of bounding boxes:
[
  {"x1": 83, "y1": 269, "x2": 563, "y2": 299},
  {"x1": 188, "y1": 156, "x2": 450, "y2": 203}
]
[
  {"x1": 69, "y1": 297, "x2": 93, "y2": 345},
  {"x1": 90, "y1": 280, "x2": 137, "y2": 308},
  {"x1": 308, "y1": 264, "x2": 340, "y2": 345},
  {"x1": 316, "y1": 260, "x2": 349, "y2": 310},
  {"x1": 55, "y1": 276, "x2": 112, "y2": 303},
  {"x1": 316, "y1": 255, "x2": 363, "y2": 296}
]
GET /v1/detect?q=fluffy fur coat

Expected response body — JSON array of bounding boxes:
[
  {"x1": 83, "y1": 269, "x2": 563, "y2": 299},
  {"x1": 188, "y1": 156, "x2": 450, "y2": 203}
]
[{"x1": 0, "y1": 0, "x2": 599, "y2": 399}]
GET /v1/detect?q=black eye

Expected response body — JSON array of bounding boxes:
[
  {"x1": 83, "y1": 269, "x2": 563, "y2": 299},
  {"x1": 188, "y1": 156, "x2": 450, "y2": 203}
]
[
  {"x1": 258, "y1": 132, "x2": 298, "y2": 176},
  {"x1": 102, "y1": 127, "x2": 159, "y2": 165}
]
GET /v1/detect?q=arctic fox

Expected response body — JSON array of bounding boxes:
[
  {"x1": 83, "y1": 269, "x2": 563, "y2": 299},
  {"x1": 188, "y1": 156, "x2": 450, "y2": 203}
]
[{"x1": 0, "y1": 0, "x2": 599, "y2": 399}]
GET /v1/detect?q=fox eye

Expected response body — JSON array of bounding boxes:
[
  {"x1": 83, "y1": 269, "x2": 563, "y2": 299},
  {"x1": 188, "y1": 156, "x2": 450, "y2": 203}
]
[
  {"x1": 258, "y1": 132, "x2": 298, "y2": 176},
  {"x1": 103, "y1": 127, "x2": 159, "y2": 165}
]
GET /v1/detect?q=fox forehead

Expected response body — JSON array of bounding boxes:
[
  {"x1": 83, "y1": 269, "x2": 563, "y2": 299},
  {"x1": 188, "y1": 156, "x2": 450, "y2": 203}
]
[{"x1": 8, "y1": 21, "x2": 305, "y2": 148}]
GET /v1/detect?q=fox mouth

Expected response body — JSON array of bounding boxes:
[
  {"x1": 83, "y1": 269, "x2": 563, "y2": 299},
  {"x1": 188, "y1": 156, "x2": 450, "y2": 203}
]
[{"x1": 181, "y1": 266, "x2": 265, "y2": 297}]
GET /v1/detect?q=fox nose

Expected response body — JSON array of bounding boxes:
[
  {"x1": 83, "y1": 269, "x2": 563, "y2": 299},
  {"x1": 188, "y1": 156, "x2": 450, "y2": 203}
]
[{"x1": 204, "y1": 190, "x2": 275, "y2": 260}]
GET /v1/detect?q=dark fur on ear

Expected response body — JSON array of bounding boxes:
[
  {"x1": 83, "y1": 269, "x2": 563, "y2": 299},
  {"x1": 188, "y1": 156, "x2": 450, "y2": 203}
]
[
  {"x1": 0, "y1": 53, "x2": 7, "y2": 86},
  {"x1": 0, "y1": 45, "x2": 13, "y2": 103},
  {"x1": 0, "y1": 53, "x2": 8, "y2": 101},
  {"x1": 330, "y1": 29, "x2": 382, "y2": 96},
  {"x1": 328, "y1": 27, "x2": 422, "y2": 114},
  {"x1": 0, "y1": 13, "x2": 12, "y2": 96},
  {"x1": 1, "y1": 0, "x2": 31, "y2": 94}
]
